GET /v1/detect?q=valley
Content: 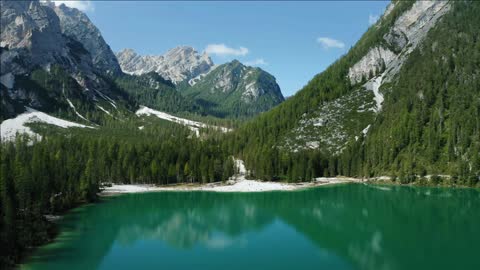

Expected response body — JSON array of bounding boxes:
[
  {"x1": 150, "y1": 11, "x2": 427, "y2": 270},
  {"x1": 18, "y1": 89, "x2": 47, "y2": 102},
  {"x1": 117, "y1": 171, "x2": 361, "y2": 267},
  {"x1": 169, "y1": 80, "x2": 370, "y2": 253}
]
[{"x1": 1, "y1": 0, "x2": 479, "y2": 269}]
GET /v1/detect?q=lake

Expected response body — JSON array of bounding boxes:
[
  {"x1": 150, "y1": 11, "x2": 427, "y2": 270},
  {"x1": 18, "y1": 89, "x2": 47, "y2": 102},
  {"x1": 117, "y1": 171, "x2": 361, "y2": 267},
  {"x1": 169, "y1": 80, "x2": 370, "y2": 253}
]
[{"x1": 21, "y1": 184, "x2": 480, "y2": 270}]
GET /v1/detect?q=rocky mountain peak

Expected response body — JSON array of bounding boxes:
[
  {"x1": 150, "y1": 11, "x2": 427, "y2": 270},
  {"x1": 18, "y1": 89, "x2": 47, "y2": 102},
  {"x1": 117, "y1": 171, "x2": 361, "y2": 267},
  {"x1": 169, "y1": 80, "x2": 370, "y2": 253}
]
[
  {"x1": 182, "y1": 59, "x2": 284, "y2": 117},
  {"x1": 50, "y1": 2, "x2": 122, "y2": 75},
  {"x1": 116, "y1": 46, "x2": 214, "y2": 84},
  {"x1": 1, "y1": 0, "x2": 67, "y2": 67}
]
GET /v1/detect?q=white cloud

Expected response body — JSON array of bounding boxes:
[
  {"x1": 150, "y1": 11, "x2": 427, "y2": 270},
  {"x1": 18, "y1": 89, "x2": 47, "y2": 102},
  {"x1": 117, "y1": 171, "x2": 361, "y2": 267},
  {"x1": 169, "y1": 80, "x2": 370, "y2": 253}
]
[
  {"x1": 369, "y1": 14, "x2": 380, "y2": 25},
  {"x1": 244, "y1": 58, "x2": 268, "y2": 66},
  {"x1": 316, "y1": 37, "x2": 345, "y2": 49},
  {"x1": 46, "y1": 1, "x2": 95, "y2": 12},
  {"x1": 205, "y1": 44, "x2": 249, "y2": 57}
]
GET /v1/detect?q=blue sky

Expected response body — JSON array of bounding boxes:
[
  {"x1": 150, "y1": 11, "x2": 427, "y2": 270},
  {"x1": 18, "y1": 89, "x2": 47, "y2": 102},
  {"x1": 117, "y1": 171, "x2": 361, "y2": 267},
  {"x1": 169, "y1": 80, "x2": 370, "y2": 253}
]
[{"x1": 56, "y1": 1, "x2": 390, "y2": 96}]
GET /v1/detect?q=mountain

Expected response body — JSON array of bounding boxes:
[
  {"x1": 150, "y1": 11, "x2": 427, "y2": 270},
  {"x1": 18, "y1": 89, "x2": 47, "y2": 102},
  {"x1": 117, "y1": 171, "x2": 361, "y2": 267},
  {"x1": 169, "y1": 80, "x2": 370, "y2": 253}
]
[
  {"x1": 116, "y1": 47, "x2": 284, "y2": 118},
  {"x1": 0, "y1": 0, "x2": 282, "y2": 125},
  {"x1": 1, "y1": 0, "x2": 86, "y2": 73},
  {"x1": 116, "y1": 47, "x2": 214, "y2": 84},
  {"x1": 0, "y1": 0, "x2": 132, "y2": 122},
  {"x1": 113, "y1": 72, "x2": 202, "y2": 114},
  {"x1": 231, "y1": 0, "x2": 480, "y2": 182},
  {"x1": 50, "y1": 2, "x2": 122, "y2": 75},
  {"x1": 181, "y1": 60, "x2": 285, "y2": 118}
]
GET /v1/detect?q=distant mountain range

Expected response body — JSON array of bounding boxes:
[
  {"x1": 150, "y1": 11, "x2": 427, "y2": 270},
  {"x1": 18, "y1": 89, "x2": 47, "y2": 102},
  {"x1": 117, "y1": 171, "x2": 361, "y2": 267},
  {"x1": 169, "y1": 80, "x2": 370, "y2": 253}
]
[
  {"x1": 2, "y1": 0, "x2": 478, "y2": 181},
  {"x1": 116, "y1": 47, "x2": 213, "y2": 84},
  {"x1": 116, "y1": 47, "x2": 285, "y2": 118},
  {"x1": 0, "y1": 0, "x2": 284, "y2": 121}
]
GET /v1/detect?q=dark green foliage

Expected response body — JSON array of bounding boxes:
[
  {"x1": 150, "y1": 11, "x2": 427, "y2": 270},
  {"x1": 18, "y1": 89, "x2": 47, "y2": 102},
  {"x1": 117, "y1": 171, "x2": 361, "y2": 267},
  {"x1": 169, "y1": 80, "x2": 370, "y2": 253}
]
[
  {"x1": 1, "y1": 1, "x2": 480, "y2": 267},
  {"x1": 0, "y1": 119, "x2": 234, "y2": 267},
  {"x1": 113, "y1": 72, "x2": 203, "y2": 114},
  {"x1": 224, "y1": 1, "x2": 479, "y2": 184},
  {"x1": 180, "y1": 60, "x2": 284, "y2": 118},
  {"x1": 5, "y1": 65, "x2": 133, "y2": 125},
  {"x1": 0, "y1": 84, "x2": 25, "y2": 122},
  {"x1": 222, "y1": 1, "x2": 415, "y2": 180},
  {"x1": 339, "y1": 1, "x2": 480, "y2": 182}
]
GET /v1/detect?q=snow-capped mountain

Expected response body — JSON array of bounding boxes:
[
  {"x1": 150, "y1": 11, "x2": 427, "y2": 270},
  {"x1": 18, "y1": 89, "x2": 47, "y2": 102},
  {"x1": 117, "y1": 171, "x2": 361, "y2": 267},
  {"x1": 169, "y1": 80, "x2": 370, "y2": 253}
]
[{"x1": 116, "y1": 46, "x2": 214, "y2": 84}]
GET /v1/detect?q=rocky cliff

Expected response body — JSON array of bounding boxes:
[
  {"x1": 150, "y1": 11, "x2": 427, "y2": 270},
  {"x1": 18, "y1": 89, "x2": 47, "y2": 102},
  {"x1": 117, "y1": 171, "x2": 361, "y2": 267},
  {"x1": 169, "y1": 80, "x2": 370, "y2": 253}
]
[{"x1": 116, "y1": 46, "x2": 214, "y2": 84}]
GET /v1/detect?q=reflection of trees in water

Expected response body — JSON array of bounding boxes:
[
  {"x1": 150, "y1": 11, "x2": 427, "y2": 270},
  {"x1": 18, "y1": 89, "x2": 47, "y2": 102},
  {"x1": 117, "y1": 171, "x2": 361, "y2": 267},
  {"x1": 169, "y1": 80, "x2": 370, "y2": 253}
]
[
  {"x1": 268, "y1": 185, "x2": 480, "y2": 270},
  {"x1": 113, "y1": 193, "x2": 273, "y2": 248},
  {"x1": 25, "y1": 185, "x2": 480, "y2": 270}
]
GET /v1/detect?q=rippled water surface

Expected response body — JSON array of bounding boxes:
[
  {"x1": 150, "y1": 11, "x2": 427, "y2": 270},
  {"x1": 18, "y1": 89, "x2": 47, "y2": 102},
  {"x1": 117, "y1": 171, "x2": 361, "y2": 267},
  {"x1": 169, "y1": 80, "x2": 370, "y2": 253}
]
[{"x1": 22, "y1": 184, "x2": 480, "y2": 270}]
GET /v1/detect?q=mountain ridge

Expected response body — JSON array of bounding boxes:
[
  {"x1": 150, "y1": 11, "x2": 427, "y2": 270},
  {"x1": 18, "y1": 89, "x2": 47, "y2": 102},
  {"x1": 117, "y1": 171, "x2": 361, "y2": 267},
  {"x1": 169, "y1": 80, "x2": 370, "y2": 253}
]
[
  {"x1": 229, "y1": 0, "x2": 480, "y2": 182},
  {"x1": 116, "y1": 46, "x2": 214, "y2": 84}
]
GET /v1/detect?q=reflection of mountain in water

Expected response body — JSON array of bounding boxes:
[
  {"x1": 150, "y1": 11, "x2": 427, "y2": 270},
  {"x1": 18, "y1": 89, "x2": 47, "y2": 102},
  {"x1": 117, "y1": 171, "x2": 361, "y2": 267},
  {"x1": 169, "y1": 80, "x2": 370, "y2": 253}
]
[
  {"x1": 113, "y1": 193, "x2": 272, "y2": 249},
  {"x1": 24, "y1": 185, "x2": 480, "y2": 270}
]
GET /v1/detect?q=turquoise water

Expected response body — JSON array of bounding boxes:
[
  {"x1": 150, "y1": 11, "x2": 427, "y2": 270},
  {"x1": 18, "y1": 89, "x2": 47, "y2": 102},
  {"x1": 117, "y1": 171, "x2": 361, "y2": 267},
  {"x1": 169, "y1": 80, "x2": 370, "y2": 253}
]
[{"x1": 22, "y1": 184, "x2": 480, "y2": 270}]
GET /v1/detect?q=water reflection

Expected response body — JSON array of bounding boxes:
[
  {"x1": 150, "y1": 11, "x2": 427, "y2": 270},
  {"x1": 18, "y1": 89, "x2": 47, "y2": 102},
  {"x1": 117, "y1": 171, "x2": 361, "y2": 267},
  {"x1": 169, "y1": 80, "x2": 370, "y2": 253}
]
[{"x1": 23, "y1": 184, "x2": 480, "y2": 270}]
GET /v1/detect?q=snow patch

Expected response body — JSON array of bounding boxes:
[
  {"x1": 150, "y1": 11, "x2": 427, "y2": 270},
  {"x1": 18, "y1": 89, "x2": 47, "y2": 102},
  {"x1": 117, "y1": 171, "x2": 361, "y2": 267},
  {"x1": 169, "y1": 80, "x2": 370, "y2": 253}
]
[
  {"x1": 362, "y1": 124, "x2": 371, "y2": 135},
  {"x1": 66, "y1": 98, "x2": 89, "y2": 121},
  {"x1": 1, "y1": 107, "x2": 92, "y2": 141},
  {"x1": 96, "y1": 105, "x2": 112, "y2": 116},
  {"x1": 234, "y1": 159, "x2": 247, "y2": 175},
  {"x1": 135, "y1": 106, "x2": 231, "y2": 136},
  {"x1": 94, "y1": 89, "x2": 117, "y2": 109},
  {"x1": 188, "y1": 65, "x2": 218, "y2": 86},
  {"x1": 306, "y1": 141, "x2": 320, "y2": 149},
  {"x1": 364, "y1": 74, "x2": 385, "y2": 112}
]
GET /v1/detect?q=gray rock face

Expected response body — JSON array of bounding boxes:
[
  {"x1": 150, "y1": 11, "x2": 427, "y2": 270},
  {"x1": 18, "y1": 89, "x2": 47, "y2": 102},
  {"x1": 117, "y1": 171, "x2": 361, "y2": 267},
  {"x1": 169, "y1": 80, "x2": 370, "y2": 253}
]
[
  {"x1": 116, "y1": 46, "x2": 214, "y2": 84},
  {"x1": 0, "y1": 0, "x2": 100, "y2": 76},
  {"x1": 348, "y1": 0, "x2": 452, "y2": 87},
  {"x1": 1, "y1": 0, "x2": 69, "y2": 69},
  {"x1": 383, "y1": 28, "x2": 408, "y2": 53},
  {"x1": 51, "y1": 3, "x2": 122, "y2": 75},
  {"x1": 287, "y1": 0, "x2": 453, "y2": 155},
  {"x1": 185, "y1": 59, "x2": 284, "y2": 108},
  {"x1": 0, "y1": 1, "x2": 125, "y2": 118},
  {"x1": 212, "y1": 62, "x2": 281, "y2": 103},
  {"x1": 348, "y1": 46, "x2": 395, "y2": 85}
]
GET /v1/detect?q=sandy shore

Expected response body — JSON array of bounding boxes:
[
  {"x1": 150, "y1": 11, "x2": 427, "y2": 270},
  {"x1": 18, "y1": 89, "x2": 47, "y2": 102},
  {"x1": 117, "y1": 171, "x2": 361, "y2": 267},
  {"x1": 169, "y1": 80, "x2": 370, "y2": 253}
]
[{"x1": 101, "y1": 177, "x2": 360, "y2": 194}]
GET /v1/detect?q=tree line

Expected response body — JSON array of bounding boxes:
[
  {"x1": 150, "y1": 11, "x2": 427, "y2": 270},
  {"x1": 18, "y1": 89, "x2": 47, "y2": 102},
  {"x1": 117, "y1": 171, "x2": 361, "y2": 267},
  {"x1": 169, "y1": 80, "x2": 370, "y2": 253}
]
[{"x1": 0, "y1": 121, "x2": 234, "y2": 267}]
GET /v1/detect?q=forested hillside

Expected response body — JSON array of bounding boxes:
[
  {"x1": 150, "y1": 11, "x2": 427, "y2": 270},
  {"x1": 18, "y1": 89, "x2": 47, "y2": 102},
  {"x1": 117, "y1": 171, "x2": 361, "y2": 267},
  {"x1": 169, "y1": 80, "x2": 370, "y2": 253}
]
[
  {"x1": 0, "y1": 118, "x2": 235, "y2": 266},
  {"x1": 1, "y1": 0, "x2": 480, "y2": 268},
  {"x1": 343, "y1": 1, "x2": 480, "y2": 180},
  {"x1": 181, "y1": 60, "x2": 285, "y2": 118},
  {"x1": 226, "y1": 0, "x2": 480, "y2": 184},
  {"x1": 113, "y1": 72, "x2": 203, "y2": 114}
]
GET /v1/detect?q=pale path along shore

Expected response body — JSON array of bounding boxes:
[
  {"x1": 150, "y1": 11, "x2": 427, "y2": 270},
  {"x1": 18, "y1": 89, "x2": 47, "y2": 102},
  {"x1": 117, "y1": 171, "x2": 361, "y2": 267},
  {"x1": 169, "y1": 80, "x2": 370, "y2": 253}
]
[
  {"x1": 101, "y1": 178, "x2": 362, "y2": 194},
  {"x1": 100, "y1": 160, "x2": 366, "y2": 194}
]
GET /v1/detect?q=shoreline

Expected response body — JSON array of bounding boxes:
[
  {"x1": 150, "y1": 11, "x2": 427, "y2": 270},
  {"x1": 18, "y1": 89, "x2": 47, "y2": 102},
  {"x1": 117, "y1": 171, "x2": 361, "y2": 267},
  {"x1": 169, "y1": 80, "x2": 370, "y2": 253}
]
[
  {"x1": 100, "y1": 174, "x2": 477, "y2": 195},
  {"x1": 100, "y1": 177, "x2": 362, "y2": 195}
]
